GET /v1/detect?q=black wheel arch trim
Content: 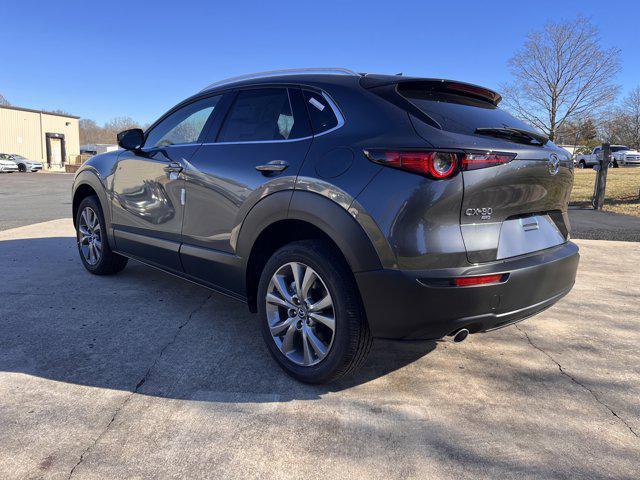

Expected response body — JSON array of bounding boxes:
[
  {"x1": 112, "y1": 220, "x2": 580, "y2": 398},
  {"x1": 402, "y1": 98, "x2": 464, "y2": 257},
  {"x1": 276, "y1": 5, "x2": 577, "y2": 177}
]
[
  {"x1": 72, "y1": 170, "x2": 115, "y2": 246},
  {"x1": 236, "y1": 190, "x2": 382, "y2": 274}
]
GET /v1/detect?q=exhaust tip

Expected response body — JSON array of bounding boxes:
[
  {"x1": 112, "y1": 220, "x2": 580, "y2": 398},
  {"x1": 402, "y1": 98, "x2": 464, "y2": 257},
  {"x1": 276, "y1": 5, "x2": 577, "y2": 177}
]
[{"x1": 452, "y1": 328, "x2": 469, "y2": 343}]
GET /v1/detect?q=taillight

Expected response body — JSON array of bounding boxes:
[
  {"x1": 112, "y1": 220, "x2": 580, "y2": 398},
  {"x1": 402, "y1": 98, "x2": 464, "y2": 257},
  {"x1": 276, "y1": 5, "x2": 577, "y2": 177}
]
[
  {"x1": 460, "y1": 153, "x2": 515, "y2": 171},
  {"x1": 364, "y1": 149, "x2": 515, "y2": 178},
  {"x1": 364, "y1": 150, "x2": 457, "y2": 179}
]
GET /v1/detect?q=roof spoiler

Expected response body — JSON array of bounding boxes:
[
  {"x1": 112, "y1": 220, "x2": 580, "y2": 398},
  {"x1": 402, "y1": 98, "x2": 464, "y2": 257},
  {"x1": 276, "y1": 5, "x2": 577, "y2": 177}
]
[{"x1": 359, "y1": 75, "x2": 502, "y2": 106}]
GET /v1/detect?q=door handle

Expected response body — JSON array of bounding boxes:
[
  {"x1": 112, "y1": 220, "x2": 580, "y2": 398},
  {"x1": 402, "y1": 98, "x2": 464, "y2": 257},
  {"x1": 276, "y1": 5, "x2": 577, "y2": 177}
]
[
  {"x1": 164, "y1": 162, "x2": 183, "y2": 173},
  {"x1": 255, "y1": 160, "x2": 288, "y2": 173}
]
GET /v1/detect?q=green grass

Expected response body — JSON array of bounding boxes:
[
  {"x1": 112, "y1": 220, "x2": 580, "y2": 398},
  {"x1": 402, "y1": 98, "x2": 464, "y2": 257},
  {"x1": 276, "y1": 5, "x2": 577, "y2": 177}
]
[{"x1": 570, "y1": 168, "x2": 640, "y2": 217}]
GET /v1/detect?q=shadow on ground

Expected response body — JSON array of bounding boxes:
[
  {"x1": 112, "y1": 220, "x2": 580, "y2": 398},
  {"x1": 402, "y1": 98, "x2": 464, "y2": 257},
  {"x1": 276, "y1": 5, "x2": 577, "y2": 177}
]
[{"x1": 0, "y1": 235, "x2": 436, "y2": 402}]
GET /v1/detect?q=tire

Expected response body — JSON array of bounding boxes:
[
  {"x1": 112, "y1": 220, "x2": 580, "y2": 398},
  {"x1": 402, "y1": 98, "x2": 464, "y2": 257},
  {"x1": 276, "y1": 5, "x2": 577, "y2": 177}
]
[
  {"x1": 18, "y1": 164, "x2": 26, "y2": 172},
  {"x1": 257, "y1": 239, "x2": 372, "y2": 383},
  {"x1": 578, "y1": 160, "x2": 586, "y2": 169},
  {"x1": 75, "y1": 195, "x2": 128, "y2": 275},
  {"x1": 612, "y1": 160, "x2": 619, "y2": 168}
]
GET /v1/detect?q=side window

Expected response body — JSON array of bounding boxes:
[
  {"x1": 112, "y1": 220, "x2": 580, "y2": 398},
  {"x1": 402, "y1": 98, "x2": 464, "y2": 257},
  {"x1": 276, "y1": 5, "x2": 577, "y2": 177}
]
[
  {"x1": 145, "y1": 95, "x2": 221, "y2": 148},
  {"x1": 303, "y1": 90, "x2": 339, "y2": 134},
  {"x1": 593, "y1": 147, "x2": 601, "y2": 154},
  {"x1": 218, "y1": 88, "x2": 296, "y2": 142}
]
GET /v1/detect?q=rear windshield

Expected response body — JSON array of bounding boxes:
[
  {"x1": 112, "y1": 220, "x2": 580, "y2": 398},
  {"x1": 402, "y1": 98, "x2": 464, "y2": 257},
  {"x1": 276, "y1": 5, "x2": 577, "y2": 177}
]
[
  {"x1": 399, "y1": 86, "x2": 538, "y2": 136},
  {"x1": 611, "y1": 146, "x2": 629, "y2": 152}
]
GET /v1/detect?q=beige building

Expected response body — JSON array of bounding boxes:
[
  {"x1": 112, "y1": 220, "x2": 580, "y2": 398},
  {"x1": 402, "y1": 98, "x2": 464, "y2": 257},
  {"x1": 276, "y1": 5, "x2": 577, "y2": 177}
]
[{"x1": 0, "y1": 105, "x2": 80, "y2": 171}]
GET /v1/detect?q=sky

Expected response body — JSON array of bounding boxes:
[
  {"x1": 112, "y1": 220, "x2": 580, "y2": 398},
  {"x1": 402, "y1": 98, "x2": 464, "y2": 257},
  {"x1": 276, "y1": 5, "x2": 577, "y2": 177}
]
[{"x1": 1, "y1": 0, "x2": 638, "y2": 125}]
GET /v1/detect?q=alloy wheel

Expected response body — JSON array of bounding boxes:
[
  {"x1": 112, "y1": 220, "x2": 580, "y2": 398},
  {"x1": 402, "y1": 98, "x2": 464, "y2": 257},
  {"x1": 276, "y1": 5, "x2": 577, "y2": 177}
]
[
  {"x1": 78, "y1": 206, "x2": 103, "y2": 266},
  {"x1": 265, "y1": 262, "x2": 336, "y2": 366}
]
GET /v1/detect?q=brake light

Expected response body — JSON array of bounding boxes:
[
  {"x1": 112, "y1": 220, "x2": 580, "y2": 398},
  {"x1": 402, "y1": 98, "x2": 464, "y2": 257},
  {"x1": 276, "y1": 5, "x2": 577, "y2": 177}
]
[
  {"x1": 445, "y1": 82, "x2": 501, "y2": 105},
  {"x1": 364, "y1": 150, "x2": 515, "y2": 177},
  {"x1": 460, "y1": 153, "x2": 515, "y2": 171},
  {"x1": 454, "y1": 274, "x2": 505, "y2": 287}
]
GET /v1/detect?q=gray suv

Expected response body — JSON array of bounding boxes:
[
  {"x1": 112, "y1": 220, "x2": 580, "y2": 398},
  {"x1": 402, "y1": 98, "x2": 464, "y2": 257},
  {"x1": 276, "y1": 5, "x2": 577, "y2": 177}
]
[{"x1": 72, "y1": 69, "x2": 579, "y2": 383}]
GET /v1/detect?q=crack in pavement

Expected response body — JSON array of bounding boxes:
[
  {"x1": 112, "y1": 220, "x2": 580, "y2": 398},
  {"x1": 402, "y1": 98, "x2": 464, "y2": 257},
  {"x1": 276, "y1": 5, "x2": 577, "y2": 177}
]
[
  {"x1": 67, "y1": 293, "x2": 212, "y2": 479},
  {"x1": 515, "y1": 324, "x2": 638, "y2": 440}
]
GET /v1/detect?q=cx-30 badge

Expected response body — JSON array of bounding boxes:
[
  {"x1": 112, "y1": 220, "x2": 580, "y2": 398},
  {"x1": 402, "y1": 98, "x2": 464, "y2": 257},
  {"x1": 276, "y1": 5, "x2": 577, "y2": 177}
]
[
  {"x1": 548, "y1": 154, "x2": 560, "y2": 175},
  {"x1": 465, "y1": 207, "x2": 493, "y2": 220}
]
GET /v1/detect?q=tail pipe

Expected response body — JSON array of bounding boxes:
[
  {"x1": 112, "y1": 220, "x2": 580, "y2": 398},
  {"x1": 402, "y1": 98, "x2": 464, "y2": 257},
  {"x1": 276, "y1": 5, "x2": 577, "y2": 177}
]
[{"x1": 449, "y1": 328, "x2": 469, "y2": 343}]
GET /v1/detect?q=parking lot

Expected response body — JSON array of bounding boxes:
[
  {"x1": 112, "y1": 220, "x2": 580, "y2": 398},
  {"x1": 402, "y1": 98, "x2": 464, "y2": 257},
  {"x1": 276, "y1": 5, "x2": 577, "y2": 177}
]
[{"x1": 1, "y1": 173, "x2": 639, "y2": 479}]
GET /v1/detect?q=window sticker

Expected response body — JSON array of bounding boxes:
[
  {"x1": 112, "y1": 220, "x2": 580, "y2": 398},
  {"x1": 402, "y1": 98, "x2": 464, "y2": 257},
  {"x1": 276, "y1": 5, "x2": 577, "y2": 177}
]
[{"x1": 308, "y1": 97, "x2": 325, "y2": 111}]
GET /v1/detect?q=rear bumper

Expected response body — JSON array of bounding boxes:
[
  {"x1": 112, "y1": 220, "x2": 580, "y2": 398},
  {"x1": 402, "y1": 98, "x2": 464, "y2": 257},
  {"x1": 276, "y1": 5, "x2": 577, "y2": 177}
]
[{"x1": 355, "y1": 241, "x2": 579, "y2": 339}]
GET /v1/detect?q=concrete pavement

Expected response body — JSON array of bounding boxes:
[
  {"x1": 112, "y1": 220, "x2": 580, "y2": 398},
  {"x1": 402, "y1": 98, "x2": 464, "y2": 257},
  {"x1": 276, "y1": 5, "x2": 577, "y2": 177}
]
[
  {"x1": 0, "y1": 173, "x2": 74, "y2": 230},
  {"x1": 0, "y1": 219, "x2": 638, "y2": 479}
]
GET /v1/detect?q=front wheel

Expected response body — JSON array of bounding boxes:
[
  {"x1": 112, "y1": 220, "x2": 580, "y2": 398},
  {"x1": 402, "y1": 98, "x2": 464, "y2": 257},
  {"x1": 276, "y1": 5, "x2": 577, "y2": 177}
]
[
  {"x1": 257, "y1": 240, "x2": 372, "y2": 383},
  {"x1": 75, "y1": 195, "x2": 128, "y2": 275},
  {"x1": 18, "y1": 164, "x2": 26, "y2": 172}
]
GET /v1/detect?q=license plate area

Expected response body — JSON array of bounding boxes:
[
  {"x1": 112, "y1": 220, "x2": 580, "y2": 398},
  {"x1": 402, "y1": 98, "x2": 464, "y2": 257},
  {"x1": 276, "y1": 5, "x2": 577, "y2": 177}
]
[{"x1": 496, "y1": 215, "x2": 565, "y2": 260}]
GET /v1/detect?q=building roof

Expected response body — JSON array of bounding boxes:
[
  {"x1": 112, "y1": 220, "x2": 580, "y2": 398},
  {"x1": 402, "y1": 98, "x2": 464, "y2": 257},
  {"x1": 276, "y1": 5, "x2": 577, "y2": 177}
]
[{"x1": 0, "y1": 104, "x2": 80, "y2": 119}]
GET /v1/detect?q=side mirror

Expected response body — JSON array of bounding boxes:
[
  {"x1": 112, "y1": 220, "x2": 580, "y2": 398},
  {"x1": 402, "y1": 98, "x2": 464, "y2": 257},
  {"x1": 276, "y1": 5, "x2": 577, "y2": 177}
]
[{"x1": 117, "y1": 128, "x2": 145, "y2": 151}]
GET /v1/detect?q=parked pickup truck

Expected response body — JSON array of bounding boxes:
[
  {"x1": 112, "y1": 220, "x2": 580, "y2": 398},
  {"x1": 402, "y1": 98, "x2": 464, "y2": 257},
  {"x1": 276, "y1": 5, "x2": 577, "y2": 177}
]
[{"x1": 574, "y1": 145, "x2": 640, "y2": 168}]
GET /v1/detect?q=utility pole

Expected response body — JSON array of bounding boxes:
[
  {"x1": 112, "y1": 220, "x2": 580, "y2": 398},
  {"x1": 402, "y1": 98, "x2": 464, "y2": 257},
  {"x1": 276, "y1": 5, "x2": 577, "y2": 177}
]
[{"x1": 592, "y1": 143, "x2": 610, "y2": 210}]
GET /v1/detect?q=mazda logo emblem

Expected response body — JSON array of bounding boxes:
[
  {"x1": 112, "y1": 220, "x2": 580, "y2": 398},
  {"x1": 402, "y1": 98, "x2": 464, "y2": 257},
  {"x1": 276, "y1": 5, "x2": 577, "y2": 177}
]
[{"x1": 548, "y1": 154, "x2": 560, "y2": 175}]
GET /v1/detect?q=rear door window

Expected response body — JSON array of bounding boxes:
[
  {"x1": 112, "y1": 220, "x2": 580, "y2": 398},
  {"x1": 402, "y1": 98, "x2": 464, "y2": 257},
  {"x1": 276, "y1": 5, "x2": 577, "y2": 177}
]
[
  {"x1": 218, "y1": 88, "x2": 298, "y2": 142},
  {"x1": 399, "y1": 85, "x2": 536, "y2": 136},
  {"x1": 303, "y1": 90, "x2": 339, "y2": 134}
]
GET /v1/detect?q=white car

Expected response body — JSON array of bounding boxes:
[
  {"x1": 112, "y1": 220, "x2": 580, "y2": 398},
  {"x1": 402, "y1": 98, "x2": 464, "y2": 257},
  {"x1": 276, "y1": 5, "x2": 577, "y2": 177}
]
[
  {"x1": 0, "y1": 157, "x2": 18, "y2": 173},
  {"x1": 619, "y1": 148, "x2": 640, "y2": 166},
  {"x1": 574, "y1": 145, "x2": 640, "y2": 168},
  {"x1": 0, "y1": 153, "x2": 43, "y2": 172}
]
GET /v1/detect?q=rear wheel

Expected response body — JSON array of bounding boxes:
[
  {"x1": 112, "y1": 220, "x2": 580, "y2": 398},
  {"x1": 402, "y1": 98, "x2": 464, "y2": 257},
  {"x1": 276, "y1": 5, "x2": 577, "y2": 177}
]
[
  {"x1": 578, "y1": 160, "x2": 586, "y2": 169},
  {"x1": 75, "y1": 195, "x2": 128, "y2": 275},
  {"x1": 257, "y1": 240, "x2": 372, "y2": 383}
]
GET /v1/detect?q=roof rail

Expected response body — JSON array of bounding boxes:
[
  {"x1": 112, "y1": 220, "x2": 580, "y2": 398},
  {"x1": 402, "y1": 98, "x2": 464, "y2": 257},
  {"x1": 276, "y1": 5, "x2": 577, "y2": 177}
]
[{"x1": 200, "y1": 68, "x2": 360, "y2": 92}]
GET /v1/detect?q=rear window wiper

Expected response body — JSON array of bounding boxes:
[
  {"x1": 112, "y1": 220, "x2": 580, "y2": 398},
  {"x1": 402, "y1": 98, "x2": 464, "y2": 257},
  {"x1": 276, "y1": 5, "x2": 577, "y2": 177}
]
[{"x1": 475, "y1": 127, "x2": 549, "y2": 146}]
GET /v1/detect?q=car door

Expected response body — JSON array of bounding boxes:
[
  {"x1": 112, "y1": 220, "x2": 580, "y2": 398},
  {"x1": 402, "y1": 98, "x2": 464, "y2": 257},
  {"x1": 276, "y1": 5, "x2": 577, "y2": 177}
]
[
  {"x1": 111, "y1": 95, "x2": 222, "y2": 273},
  {"x1": 180, "y1": 86, "x2": 313, "y2": 293}
]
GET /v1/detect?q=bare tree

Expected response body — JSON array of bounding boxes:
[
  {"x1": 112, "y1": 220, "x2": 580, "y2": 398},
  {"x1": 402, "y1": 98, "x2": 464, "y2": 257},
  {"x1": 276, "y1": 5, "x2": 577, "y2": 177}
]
[
  {"x1": 501, "y1": 16, "x2": 621, "y2": 141},
  {"x1": 80, "y1": 116, "x2": 143, "y2": 145},
  {"x1": 0, "y1": 93, "x2": 10, "y2": 106},
  {"x1": 619, "y1": 87, "x2": 640, "y2": 149}
]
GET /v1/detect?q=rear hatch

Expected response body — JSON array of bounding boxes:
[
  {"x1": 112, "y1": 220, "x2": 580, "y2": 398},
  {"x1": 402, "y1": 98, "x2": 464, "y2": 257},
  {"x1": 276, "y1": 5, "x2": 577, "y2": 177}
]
[{"x1": 365, "y1": 76, "x2": 574, "y2": 264}]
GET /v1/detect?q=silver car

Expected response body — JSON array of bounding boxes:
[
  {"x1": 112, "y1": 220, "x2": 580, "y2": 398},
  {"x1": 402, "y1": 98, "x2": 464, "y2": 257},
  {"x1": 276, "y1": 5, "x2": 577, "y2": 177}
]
[
  {"x1": 0, "y1": 154, "x2": 43, "y2": 172},
  {"x1": 0, "y1": 156, "x2": 18, "y2": 173}
]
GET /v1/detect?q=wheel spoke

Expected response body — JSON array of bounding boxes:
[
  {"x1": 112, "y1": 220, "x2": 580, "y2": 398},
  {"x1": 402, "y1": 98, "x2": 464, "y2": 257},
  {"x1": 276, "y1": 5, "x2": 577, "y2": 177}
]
[
  {"x1": 301, "y1": 267, "x2": 317, "y2": 298},
  {"x1": 79, "y1": 226, "x2": 90, "y2": 237},
  {"x1": 81, "y1": 209, "x2": 90, "y2": 228},
  {"x1": 266, "y1": 292, "x2": 294, "y2": 309},
  {"x1": 280, "y1": 322, "x2": 297, "y2": 354},
  {"x1": 94, "y1": 239, "x2": 102, "y2": 254},
  {"x1": 91, "y1": 211, "x2": 99, "y2": 229},
  {"x1": 291, "y1": 262, "x2": 304, "y2": 298},
  {"x1": 308, "y1": 294, "x2": 332, "y2": 313},
  {"x1": 305, "y1": 326, "x2": 328, "y2": 360},
  {"x1": 309, "y1": 312, "x2": 335, "y2": 332},
  {"x1": 270, "y1": 317, "x2": 295, "y2": 336},
  {"x1": 273, "y1": 275, "x2": 294, "y2": 304},
  {"x1": 302, "y1": 329, "x2": 313, "y2": 365},
  {"x1": 88, "y1": 243, "x2": 95, "y2": 263}
]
